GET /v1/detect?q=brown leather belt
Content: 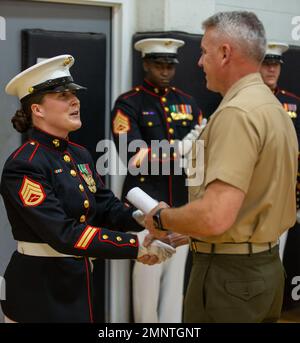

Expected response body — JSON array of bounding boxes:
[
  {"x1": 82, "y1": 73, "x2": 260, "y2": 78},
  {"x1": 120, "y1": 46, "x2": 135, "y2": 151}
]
[{"x1": 190, "y1": 240, "x2": 278, "y2": 254}]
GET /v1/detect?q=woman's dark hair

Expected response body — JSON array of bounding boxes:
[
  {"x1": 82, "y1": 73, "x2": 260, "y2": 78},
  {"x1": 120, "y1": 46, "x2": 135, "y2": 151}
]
[{"x1": 11, "y1": 93, "x2": 45, "y2": 133}]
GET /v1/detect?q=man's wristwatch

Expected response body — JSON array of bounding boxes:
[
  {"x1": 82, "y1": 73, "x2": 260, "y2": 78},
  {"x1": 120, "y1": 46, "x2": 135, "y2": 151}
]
[{"x1": 152, "y1": 208, "x2": 168, "y2": 231}]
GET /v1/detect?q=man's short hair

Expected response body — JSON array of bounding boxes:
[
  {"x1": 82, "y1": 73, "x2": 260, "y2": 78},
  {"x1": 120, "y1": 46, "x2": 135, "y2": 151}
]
[{"x1": 202, "y1": 11, "x2": 266, "y2": 63}]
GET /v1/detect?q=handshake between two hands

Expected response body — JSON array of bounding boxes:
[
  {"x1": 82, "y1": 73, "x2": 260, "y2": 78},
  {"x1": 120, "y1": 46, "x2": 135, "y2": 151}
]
[
  {"x1": 136, "y1": 229, "x2": 175, "y2": 266},
  {"x1": 132, "y1": 209, "x2": 189, "y2": 266},
  {"x1": 129, "y1": 189, "x2": 189, "y2": 265}
]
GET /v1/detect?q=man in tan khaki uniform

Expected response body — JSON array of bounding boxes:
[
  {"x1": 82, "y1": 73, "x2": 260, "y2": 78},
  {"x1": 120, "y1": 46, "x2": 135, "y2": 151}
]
[{"x1": 144, "y1": 11, "x2": 298, "y2": 323}]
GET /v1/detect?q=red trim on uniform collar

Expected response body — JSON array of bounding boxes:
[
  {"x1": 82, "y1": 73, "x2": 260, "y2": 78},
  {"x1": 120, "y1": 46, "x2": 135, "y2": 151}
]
[
  {"x1": 143, "y1": 79, "x2": 170, "y2": 97},
  {"x1": 33, "y1": 126, "x2": 69, "y2": 141},
  {"x1": 31, "y1": 127, "x2": 69, "y2": 152}
]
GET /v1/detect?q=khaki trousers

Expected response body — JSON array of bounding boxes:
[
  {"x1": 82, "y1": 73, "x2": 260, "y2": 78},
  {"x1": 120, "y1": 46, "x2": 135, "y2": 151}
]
[{"x1": 184, "y1": 245, "x2": 284, "y2": 323}]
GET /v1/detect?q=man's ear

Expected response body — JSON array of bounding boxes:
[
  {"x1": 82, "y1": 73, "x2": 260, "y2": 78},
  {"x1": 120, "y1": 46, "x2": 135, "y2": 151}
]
[
  {"x1": 221, "y1": 44, "x2": 231, "y2": 66},
  {"x1": 31, "y1": 104, "x2": 44, "y2": 118}
]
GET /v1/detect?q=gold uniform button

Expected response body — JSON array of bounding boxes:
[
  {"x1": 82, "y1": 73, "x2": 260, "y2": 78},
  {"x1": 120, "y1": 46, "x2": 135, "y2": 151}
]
[
  {"x1": 135, "y1": 87, "x2": 140, "y2": 92},
  {"x1": 70, "y1": 170, "x2": 77, "y2": 177},
  {"x1": 170, "y1": 139, "x2": 175, "y2": 144},
  {"x1": 152, "y1": 153, "x2": 157, "y2": 158},
  {"x1": 164, "y1": 107, "x2": 170, "y2": 112},
  {"x1": 172, "y1": 87, "x2": 176, "y2": 91},
  {"x1": 154, "y1": 88, "x2": 159, "y2": 94},
  {"x1": 169, "y1": 128, "x2": 174, "y2": 134},
  {"x1": 161, "y1": 97, "x2": 167, "y2": 103},
  {"x1": 102, "y1": 234, "x2": 109, "y2": 240},
  {"x1": 79, "y1": 184, "x2": 84, "y2": 192},
  {"x1": 52, "y1": 139, "x2": 60, "y2": 148},
  {"x1": 64, "y1": 155, "x2": 71, "y2": 162},
  {"x1": 140, "y1": 177, "x2": 145, "y2": 182},
  {"x1": 84, "y1": 200, "x2": 90, "y2": 208},
  {"x1": 182, "y1": 121, "x2": 187, "y2": 126},
  {"x1": 167, "y1": 117, "x2": 172, "y2": 123},
  {"x1": 30, "y1": 141, "x2": 36, "y2": 145},
  {"x1": 162, "y1": 153, "x2": 167, "y2": 158},
  {"x1": 130, "y1": 239, "x2": 136, "y2": 244},
  {"x1": 147, "y1": 121, "x2": 153, "y2": 127},
  {"x1": 116, "y1": 236, "x2": 122, "y2": 242},
  {"x1": 173, "y1": 152, "x2": 177, "y2": 158},
  {"x1": 80, "y1": 215, "x2": 86, "y2": 223}
]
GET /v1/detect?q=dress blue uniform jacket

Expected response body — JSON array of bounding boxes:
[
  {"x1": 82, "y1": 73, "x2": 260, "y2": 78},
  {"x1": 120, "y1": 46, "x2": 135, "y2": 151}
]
[
  {"x1": 0, "y1": 127, "x2": 143, "y2": 322},
  {"x1": 275, "y1": 87, "x2": 300, "y2": 310},
  {"x1": 111, "y1": 79, "x2": 202, "y2": 207}
]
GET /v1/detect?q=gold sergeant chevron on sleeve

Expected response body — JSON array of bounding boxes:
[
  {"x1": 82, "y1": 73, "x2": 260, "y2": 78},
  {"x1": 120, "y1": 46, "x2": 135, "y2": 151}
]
[
  {"x1": 113, "y1": 110, "x2": 130, "y2": 134},
  {"x1": 19, "y1": 176, "x2": 46, "y2": 206}
]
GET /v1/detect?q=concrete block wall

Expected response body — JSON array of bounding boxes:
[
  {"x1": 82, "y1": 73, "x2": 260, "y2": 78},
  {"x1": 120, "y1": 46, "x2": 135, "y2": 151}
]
[{"x1": 136, "y1": 0, "x2": 300, "y2": 46}]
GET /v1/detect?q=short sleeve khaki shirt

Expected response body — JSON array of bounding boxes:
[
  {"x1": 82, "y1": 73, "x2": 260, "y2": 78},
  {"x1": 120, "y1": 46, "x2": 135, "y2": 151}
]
[{"x1": 189, "y1": 73, "x2": 298, "y2": 243}]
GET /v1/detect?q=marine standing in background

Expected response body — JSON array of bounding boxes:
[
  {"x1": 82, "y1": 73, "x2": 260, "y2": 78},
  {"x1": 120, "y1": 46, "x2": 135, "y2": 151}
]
[{"x1": 111, "y1": 38, "x2": 202, "y2": 323}]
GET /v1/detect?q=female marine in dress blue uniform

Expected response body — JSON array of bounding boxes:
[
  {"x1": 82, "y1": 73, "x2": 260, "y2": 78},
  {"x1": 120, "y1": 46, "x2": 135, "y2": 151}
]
[{"x1": 0, "y1": 55, "x2": 173, "y2": 322}]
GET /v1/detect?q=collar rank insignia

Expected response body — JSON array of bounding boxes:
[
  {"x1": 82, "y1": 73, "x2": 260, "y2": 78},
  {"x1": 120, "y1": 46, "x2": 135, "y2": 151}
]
[
  {"x1": 113, "y1": 110, "x2": 130, "y2": 134},
  {"x1": 19, "y1": 176, "x2": 46, "y2": 207},
  {"x1": 77, "y1": 164, "x2": 97, "y2": 193}
]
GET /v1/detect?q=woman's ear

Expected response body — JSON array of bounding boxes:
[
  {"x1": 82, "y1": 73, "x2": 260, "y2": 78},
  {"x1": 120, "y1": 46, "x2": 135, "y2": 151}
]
[{"x1": 31, "y1": 103, "x2": 44, "y2": 118}]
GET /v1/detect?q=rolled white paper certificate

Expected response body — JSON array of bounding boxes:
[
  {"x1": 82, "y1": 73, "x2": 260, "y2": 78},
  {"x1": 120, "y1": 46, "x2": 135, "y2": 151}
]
[{"x1": 126, "y1": 187, "x2": 158, "y2": 214}]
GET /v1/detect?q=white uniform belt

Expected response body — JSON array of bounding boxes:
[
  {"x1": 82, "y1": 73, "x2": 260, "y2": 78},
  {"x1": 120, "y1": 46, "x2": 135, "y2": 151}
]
[
  {"x1": 17, "y1": 241, "x2": 79, "y2": 258},
  {"x1": 190, "y1": 240, "x2": 278, "y2": 255}
]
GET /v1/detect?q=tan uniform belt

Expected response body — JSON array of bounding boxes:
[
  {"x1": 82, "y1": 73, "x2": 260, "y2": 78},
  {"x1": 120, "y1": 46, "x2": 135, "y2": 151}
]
[
  {"x1": 190, "y1": 240, "x2": 278, "y2": 255},
  {"x1": 17, "y1": 241, "x2": 78, "y2": 258}
]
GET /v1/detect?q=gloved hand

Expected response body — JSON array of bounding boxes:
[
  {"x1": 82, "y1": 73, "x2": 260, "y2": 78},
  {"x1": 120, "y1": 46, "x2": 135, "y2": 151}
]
[
  {"x1": 132, "y1": 209, "x2": 145, "y2": 226},
  {"x1": 136, "y1": 229, "x2": 176, "y2": 264},
  {"x1": 178, "y1": 118, "x2": 207, "y2": 156}
]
